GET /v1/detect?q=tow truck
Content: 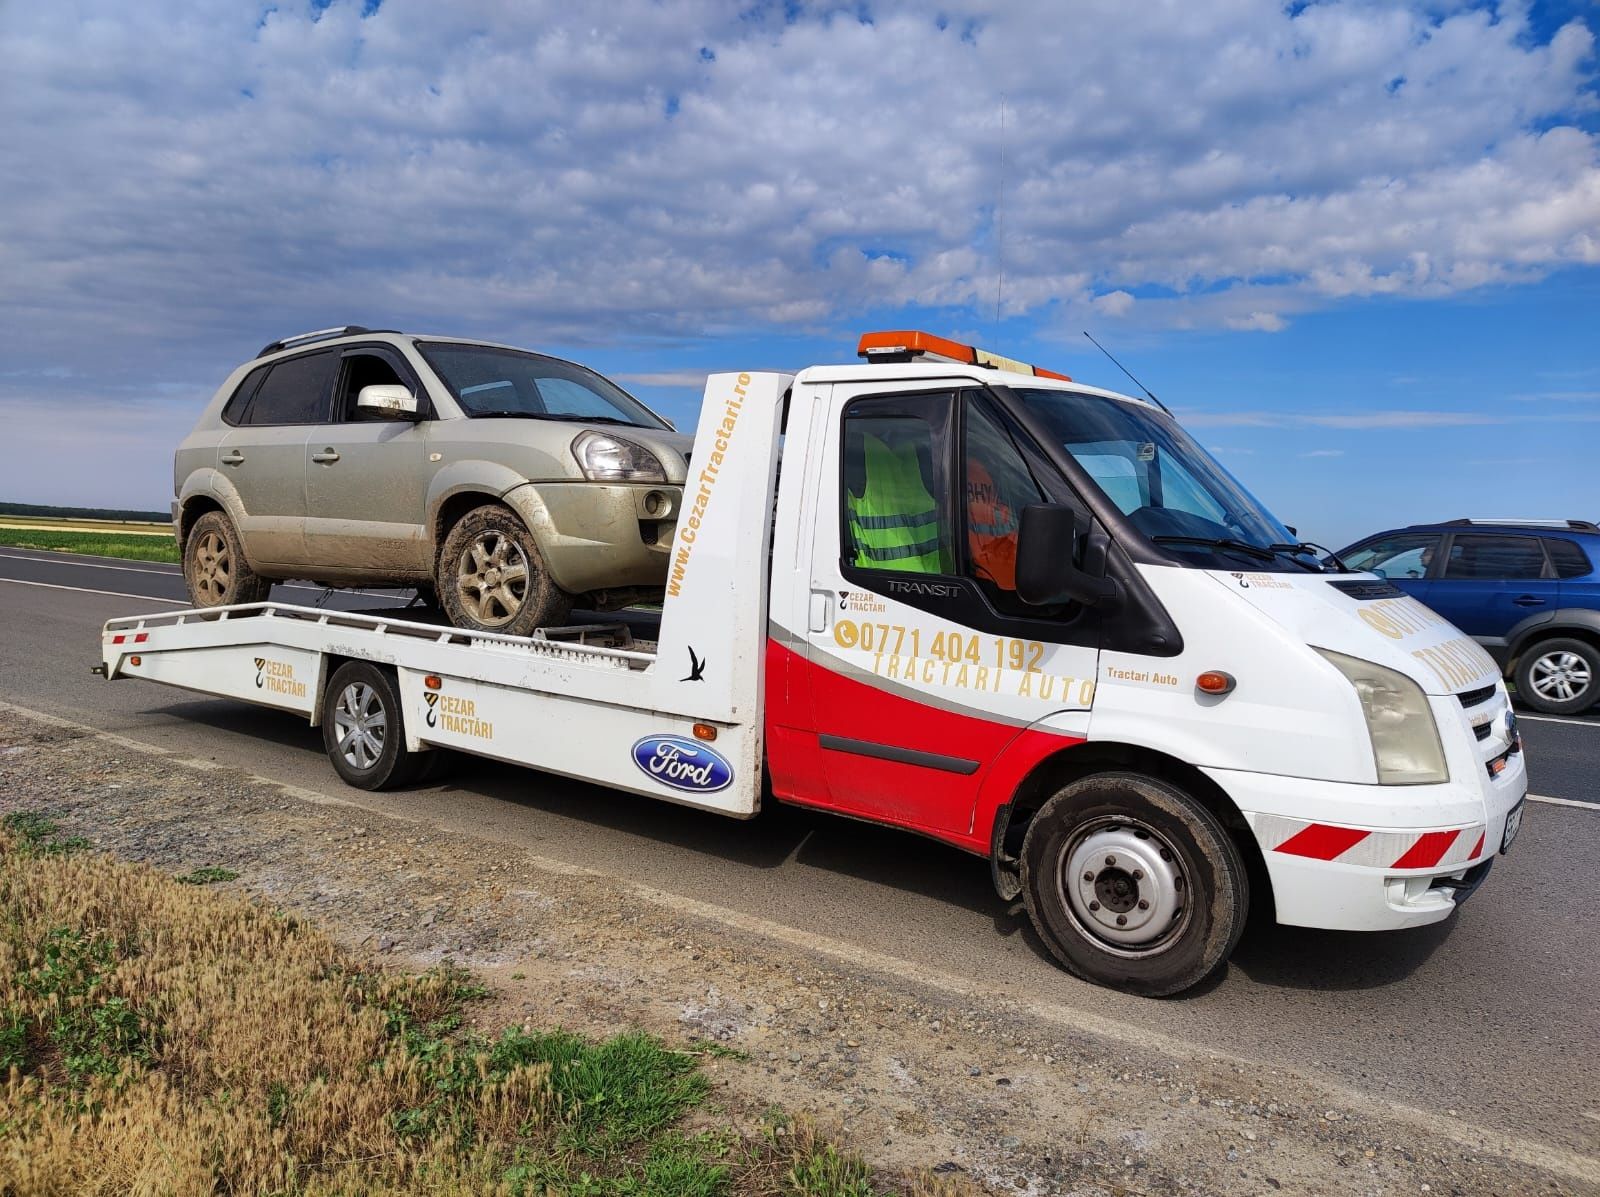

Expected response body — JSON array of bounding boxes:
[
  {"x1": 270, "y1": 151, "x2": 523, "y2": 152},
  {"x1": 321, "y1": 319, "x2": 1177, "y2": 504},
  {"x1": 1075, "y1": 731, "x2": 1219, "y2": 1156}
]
[{"x1": 98, "y1": 331, "x2": 1527, "y2": 995}]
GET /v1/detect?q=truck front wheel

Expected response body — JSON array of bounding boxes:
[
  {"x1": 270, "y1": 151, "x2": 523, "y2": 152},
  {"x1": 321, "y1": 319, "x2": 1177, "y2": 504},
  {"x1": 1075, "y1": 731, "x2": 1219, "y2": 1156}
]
[
  {"x1": 1019, "y1": 772, "x2": 1248, "y2": 997},
  {"x1": 321, "y1": 661, "x2": 426, "y2": 791}
]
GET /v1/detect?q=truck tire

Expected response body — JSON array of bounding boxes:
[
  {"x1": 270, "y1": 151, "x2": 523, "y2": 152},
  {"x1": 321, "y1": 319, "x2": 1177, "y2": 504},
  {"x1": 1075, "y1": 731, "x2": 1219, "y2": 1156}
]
[
  {"x1": 183, "y1": 510, "x2": 271, "y2": 609},
  {"x1": 321, "y1": 661, "x2": 426, "y2": 790},
  {"x1": 1514, "y1": 637, "x2": 1599, "y2": 715},
  {"x1": 1019, "y1": 772, "x2": 1248, "y2": 997},
  {"x1": 437, "y1": 504, "x2": 571, "y2": 637}
]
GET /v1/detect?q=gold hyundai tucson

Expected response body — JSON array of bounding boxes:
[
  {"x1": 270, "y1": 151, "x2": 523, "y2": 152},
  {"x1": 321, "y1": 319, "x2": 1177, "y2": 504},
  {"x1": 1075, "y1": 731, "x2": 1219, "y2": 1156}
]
[{"x1": 173, "y1": 326, "x2": 691, "y2": 635}]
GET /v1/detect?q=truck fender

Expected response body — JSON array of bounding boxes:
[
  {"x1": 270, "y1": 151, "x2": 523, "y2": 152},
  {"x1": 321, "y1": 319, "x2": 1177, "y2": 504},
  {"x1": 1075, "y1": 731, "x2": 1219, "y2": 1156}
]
[{"x1": 973, "y1": 716, "x2": 1092, "y2": 901}]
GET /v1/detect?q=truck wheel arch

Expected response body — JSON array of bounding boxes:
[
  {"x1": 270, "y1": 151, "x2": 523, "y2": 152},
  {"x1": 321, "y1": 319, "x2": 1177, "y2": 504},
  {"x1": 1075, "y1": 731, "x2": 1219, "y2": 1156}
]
[{"x1": 986, "y1": 739, "x2": 1271, "y2": 924}]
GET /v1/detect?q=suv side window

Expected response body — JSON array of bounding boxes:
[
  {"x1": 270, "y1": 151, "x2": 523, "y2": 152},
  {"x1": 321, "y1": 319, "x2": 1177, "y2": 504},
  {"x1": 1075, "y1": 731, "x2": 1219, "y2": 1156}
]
[
  {"x1": 1548, "y1": 538, "x2": 1593, "y2": 579},
  {"x1": 1443, "y1": 534, "x2": 1548, "y2": 580},
  {"x1": 221, "y1": 365, "x2": 269, "y2": 426},
  {"x1": 1343, "y1": 532, "x2": 1440, "y2": 579},
  {"x1": 242, "y1": 351, "x2": 337, "y2": 425}
]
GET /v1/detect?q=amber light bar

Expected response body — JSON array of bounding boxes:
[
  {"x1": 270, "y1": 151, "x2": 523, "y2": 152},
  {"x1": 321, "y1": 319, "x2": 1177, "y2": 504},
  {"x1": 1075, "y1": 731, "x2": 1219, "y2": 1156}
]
[{"x1": 856, "y1": 330, "x2": 1071, "y2": 381}]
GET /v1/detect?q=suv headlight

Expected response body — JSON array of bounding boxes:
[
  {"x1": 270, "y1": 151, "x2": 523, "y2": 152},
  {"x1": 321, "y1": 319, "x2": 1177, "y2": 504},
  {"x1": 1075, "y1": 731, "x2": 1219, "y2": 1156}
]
[
  {"x1": 572, "y1": 431, "x2": 666, "y2": 483},
  {"x1": 1316, "y1": 649, "x2": 1447, "y2": 785}
]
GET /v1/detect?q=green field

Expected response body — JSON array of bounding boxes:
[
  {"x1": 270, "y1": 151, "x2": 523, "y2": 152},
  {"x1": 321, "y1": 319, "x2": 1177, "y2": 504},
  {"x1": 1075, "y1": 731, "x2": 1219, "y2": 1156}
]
[{"x1": 0, "y1": 526, "x2": 179, "y2": 564}]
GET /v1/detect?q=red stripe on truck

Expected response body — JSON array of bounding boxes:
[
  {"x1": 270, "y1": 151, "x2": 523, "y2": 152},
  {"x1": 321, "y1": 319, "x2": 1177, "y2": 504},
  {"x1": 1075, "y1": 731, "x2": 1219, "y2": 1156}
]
[
  {"x1": 1390, "y1": 829, "x2": 1460, "y2": 870},
  {"x1": 1273, "y1": 823, "x2": 1370, "y2": 861}
]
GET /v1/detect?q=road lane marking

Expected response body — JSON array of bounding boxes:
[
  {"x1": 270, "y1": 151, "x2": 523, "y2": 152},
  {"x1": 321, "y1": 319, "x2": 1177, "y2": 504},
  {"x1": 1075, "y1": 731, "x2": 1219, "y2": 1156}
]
[
  {"x1": 0, "y1": 577, "x2": 189, "y2": 604},
  {"x1": 1517, "y1": 713, "x2": 1600, "y2": 729},
  {"x1": 1527, "y1": 793, "x2": 1598, "y2": 810},
  {"x1": 0, "y1": 554, "x2": 417, "y2": 603},
  {"x1": 0, "y1": 551, "x2": 178, "y2": 577},
  {"x1": 0, "y1": 695, "x2": 1596, "y2": 1186}
]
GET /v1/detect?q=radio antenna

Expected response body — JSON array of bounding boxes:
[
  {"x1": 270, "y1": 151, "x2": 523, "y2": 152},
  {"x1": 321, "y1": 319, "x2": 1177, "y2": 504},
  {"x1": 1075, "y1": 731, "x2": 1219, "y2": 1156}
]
[
  {"x1": 994, "y1": 96, "x2": 1006, "y2": 337},
  {"x1": 1083, "y1": 330, "x2": 1171, "y2": 415}
]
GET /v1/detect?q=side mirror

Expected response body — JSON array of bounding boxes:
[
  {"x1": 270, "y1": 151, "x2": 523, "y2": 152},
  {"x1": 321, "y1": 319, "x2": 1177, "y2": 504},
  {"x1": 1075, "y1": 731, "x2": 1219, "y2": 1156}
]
[
  {"x1": 1015, "y1": 504, "x2": 1119, "y2": 608},
  {"x1": 356, "y1": 383, "x2": 419, "y2": 419}
]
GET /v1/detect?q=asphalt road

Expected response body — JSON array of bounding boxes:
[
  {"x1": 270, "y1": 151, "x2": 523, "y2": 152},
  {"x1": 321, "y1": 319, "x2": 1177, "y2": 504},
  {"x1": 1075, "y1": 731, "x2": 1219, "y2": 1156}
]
[{"x1": 2, "y1": 546, "x2": 1597, "y2": 1162}]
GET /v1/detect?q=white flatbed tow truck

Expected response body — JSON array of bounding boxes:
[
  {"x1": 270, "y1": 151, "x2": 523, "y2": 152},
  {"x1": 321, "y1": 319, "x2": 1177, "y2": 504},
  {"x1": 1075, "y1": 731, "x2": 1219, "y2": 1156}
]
[{"x1": 99, "y1": 331, "x2": 1527, "y2": 994}]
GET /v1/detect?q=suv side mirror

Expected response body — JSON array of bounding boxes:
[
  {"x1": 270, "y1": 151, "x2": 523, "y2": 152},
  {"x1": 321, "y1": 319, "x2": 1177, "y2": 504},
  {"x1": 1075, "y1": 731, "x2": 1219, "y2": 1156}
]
[
  {"x1": 1015, "y1": 504, "x2": 1119, "y2": 608},
  {"x1": 356, "y1": 383, "x2": 419, "y2": 419}
]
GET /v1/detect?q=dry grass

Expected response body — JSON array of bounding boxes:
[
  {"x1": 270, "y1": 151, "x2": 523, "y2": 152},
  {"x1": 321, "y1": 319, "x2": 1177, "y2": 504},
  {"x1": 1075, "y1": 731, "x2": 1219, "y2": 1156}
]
[{"x1": 0, "y1": 815, "x2": 987, "y2": 1197}]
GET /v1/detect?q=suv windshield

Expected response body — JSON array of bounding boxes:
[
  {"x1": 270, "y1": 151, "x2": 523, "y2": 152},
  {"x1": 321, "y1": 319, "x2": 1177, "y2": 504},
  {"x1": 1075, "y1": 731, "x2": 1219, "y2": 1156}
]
[
  {"x1": 1009, "y1": 387, "x2": 1315, "y2": 571},
  {"x1": 419, "y1": 343, "x2": 669, "y2": 429}
]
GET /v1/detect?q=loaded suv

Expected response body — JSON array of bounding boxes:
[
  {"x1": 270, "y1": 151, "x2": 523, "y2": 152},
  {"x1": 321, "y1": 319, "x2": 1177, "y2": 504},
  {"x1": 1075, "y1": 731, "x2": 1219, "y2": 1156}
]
[
  {"x1": 1338, "y1": 519, "x2": 1600, "y2": 714},
  {"x1": 174, "y1": 326, "x2": 691, "y2": 635}
]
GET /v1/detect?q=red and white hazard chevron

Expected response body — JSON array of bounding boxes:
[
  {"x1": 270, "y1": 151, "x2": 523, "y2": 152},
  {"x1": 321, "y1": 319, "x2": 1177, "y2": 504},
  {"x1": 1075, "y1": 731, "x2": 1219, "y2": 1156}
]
[
  {"x1": 107, "y1": 632, "x2": 149, "y2": 645},
  {"x1": 1257, "y1": 814, "x2": 1487, "y2": 871}
]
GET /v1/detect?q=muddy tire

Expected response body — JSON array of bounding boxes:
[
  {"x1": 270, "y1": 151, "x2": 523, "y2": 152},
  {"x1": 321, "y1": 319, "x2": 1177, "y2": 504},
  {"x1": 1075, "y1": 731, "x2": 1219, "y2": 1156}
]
[
  {"x1": 437, "y1": 504, "x2": 571, "y2": 636},
  {"x1": 1020, "y1": 772, "x2": 1248, "y2": 997},
  {"x1": 321, "y1": 661, "x2": 425, "y2": 790},
  {"x1": 183, "y1": 510, "x2": 271, "y2": 609}
]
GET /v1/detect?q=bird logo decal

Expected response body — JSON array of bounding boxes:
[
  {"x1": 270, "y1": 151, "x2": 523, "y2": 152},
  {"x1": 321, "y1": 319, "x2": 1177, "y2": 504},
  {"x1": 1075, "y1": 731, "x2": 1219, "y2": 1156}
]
[{"x1": 683, "y1": 646, "x2": 707, "y2": 682}]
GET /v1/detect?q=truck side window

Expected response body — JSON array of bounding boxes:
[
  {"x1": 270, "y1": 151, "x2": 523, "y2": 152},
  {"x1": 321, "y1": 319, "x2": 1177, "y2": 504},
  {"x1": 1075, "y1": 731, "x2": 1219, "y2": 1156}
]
[
  {"x1": 840, "y1": 398, "x2": 955, "y2": 575},
  {"x1": 963, "y1": 396, "x2": 1047, "y2": 614}
]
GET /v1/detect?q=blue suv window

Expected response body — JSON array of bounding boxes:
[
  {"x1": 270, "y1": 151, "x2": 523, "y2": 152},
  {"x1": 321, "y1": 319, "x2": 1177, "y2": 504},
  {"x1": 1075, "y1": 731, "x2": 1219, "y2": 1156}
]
[
  {"x1": 1343, "y1": 532, "x2": 1440, "y2": 579},
  {"x1": 1442, "y1": 534, "x2": 1546, "y2": 580},
  {"x1": 1548, "y1": 538, "x2": 1593, "y2": 579}
]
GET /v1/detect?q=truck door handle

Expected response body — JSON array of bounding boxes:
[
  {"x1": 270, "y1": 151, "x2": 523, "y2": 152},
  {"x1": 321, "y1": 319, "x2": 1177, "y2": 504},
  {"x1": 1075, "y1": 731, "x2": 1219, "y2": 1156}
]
[
  {"x1": 310, "y1": 449, "x2": 341, "y2": 464},
  {"x1": 220, "y1": 450, "x2": 245, "y2": 466},
  {"x1": 1512, "y1": 595, "x2": 1546, "y2": 607}
]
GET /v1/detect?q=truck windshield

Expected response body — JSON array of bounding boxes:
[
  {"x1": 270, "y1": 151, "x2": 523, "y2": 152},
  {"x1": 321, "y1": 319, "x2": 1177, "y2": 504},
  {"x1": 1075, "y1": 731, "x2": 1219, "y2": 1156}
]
[
  {"x1": 1009, "y1": 387, "x2": 1318, "y2": 572},
  {"x1": 419, "y1": 343, "x2": 670, "y2": 429}
]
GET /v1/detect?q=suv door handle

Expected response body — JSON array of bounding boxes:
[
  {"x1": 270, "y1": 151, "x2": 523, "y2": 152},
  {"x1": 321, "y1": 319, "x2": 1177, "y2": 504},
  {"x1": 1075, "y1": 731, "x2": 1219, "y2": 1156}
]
[
  {"x1": 220, "y1": 450, "x2": 245, "y2": 466},
  {"x1": 1512, "y1": 595, "x2": 1546, "y2": 607},
  {"x1": 310, "y1": 449, "x2": 341, "y2": 464}
]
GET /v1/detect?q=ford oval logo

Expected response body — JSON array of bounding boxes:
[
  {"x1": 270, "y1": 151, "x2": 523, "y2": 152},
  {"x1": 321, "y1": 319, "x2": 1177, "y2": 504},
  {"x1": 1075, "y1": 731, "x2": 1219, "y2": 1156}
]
[{"x1": 632, "y1": 735, "x2": 733, "y2": 794}]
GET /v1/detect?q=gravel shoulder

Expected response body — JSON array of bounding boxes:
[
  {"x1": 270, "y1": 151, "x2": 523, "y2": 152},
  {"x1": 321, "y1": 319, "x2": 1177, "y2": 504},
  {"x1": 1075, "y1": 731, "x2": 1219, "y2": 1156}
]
[{"x1": 0, "y1": 705, "x2": 1590, "y2": 1197}]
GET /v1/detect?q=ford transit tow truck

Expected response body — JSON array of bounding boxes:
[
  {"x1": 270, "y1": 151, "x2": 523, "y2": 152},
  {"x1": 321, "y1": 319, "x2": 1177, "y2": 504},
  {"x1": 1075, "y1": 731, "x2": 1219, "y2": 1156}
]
[{"x1": 98, "y1": 331, "x2": 1527, "y2": 995}]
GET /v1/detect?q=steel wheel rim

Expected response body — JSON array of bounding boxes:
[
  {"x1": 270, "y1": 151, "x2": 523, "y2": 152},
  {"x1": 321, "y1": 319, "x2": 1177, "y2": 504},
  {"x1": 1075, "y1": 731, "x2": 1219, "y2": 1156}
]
[
  {"x1": 192, "y1": 530, "x2": 232, "y2": 604},
  {"x1": 454, "y1": 530, "x2": 530, "y2": 628},
  {"x1": 1530, "y1": 650, "x2": 1592, "y2": 703},
  {"x1": 332, "y1": 681, "x2": 386, "y2": 771},
  {"x1": 1056, "y1": 816, "x2": 1193, "y2": 958}
]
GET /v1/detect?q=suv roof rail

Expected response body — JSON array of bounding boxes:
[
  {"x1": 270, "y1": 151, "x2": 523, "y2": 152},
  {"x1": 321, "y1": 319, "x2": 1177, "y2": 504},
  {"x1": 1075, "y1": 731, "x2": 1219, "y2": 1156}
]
[
  {"x1": 257, "y1": 326, "x2": 383, "y2": 358},
  {"x1": 1442, "y1": 518, "x2": 1600, "y2": 533}
]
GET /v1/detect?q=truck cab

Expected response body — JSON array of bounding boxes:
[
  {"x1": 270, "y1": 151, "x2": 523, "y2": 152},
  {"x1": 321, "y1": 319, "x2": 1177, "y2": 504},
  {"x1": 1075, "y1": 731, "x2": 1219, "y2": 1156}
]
[{"x1": 764, "y1": 332, "x2": 1525, "y2": 993}]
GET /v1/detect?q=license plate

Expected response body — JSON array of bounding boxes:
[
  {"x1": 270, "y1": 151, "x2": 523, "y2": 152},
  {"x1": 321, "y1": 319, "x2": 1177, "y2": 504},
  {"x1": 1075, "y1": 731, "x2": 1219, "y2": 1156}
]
[{"x1": 1500, "y1": 799, "x2": 1525, "y2": 854}]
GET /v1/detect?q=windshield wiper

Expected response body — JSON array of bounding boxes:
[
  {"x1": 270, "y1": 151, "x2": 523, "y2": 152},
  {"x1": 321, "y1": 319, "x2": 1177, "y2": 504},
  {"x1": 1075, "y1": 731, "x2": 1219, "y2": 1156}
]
[
  {"x1": 465, "y1": 409, "x2": 547, "y2": 420},
  {"x1": 1151, "y1": 535, "x2": 1279, "y2": 563},
  {"x1": 1268, "y1": 541, "x2": 1349, "y2": 572},
  {"x1": 535, "y1": 414, "x2": 641, "y2": 426}
]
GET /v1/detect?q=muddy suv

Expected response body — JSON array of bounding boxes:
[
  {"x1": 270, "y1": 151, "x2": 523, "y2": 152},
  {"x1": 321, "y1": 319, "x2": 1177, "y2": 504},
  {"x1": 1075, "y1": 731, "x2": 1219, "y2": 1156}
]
[{"x1": 174, "y1": 327, "x2": 691, "y2": 635}]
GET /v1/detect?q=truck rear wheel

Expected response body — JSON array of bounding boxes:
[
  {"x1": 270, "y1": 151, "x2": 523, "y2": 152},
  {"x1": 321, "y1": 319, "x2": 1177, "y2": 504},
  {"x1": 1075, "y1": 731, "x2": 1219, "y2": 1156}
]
[
  {"x1": 1019, "y1": 772, "x2": 1248, "y2": 997},
  {"x1": 321, "y1": 661, "x2": 426, "y2": 790}
]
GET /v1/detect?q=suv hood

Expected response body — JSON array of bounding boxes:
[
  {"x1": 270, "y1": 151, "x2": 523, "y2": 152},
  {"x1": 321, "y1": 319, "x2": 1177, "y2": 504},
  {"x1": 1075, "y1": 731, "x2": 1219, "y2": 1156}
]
[{"x1": 1207, "y1": 569, "x2": 1501, "y2": 695}]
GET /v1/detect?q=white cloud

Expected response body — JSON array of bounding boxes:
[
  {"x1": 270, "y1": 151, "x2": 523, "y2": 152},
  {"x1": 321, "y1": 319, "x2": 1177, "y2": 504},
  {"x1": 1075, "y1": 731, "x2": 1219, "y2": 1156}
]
[
  {"x1": 613, "y1": 371, "x2": 715, "y2": 389},
  {"x1": 1301, "y1": 449, "x2": 1346, "y2": 457},
  {"x1": 0, "y1": 0, "x2": 1597, "y2": 505}
]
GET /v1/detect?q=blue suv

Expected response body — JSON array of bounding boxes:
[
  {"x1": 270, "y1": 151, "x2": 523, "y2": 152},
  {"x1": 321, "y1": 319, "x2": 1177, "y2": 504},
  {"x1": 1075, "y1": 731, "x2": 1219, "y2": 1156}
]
[{"x1": 1338, "y1": 519, "x2": 1600, "y2": 715}]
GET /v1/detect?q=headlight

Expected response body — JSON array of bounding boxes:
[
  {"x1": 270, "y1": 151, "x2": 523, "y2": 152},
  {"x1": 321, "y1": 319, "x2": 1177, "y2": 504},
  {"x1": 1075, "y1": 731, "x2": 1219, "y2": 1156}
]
[
  {"x1": 1316, "y1": 649, "x2": 1447, "y2": 785},
  {"x1": 572, "y1": 431, "x2": 666, "y2": 482}
]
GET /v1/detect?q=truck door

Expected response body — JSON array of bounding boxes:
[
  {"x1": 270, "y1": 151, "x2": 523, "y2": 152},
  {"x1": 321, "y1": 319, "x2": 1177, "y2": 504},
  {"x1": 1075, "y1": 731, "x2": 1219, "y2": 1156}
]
[{"x1": 794, "y1": 384, "x2": 1100, "y2": 839}]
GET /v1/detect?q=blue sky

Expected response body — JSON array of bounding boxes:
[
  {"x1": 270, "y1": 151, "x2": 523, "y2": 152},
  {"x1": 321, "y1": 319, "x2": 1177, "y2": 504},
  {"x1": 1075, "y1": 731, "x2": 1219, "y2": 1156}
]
[{"x1": 1, "y1": 0, "x2": 1596, "y2": 548}]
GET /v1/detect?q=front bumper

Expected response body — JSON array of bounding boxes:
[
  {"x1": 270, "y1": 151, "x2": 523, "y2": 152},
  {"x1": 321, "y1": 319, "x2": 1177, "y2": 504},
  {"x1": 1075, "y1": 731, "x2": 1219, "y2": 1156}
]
[
  {"x1": 501, "y1": 481, "x2": 682, "y2": 595},
  {"x1": 1205, "y1": 744, "x2": 1526, "y2": 932}
]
